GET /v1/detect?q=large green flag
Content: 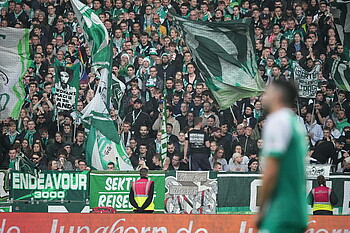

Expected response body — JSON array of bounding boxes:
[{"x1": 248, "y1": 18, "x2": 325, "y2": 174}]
[
  {"x1": 81, "y1": 91, "x2": 133, "y2": 170},
  {"x1": 71, "y1": 0, "x2": 110, "y2": 72},
  {"x1": 172, "y1": 16, "x2": 265, "y2": 109},
  {"x1": 0, "y1": 28, "x2": 30, "y2": 120},
  {"x1": 72, "y1": 0, "x2": 132, "y2": 170},
  {"x1": 331, "y1": 58, "x2": 350, "y2": 92},
  {"x1": 54, "y1": 60, "x2": 81, "y2": 111}
]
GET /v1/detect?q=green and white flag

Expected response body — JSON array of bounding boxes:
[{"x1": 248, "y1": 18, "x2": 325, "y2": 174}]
[
  {"x1": 81, "y1": 91, "x2": 133, "y2": 171},
  {"x1": 73, "y1": 0, "x2": 132, "y2": 170},
  {"x1": 331, "y1": 58, "x2": 350, "y2": 92},
  {"x1": 172, "y1": 16, "x2": 265, "y2": 109},
  {"x1": 71, "y1": 0, "x2": 110, "y2": 72},
  {"x1": 0, "y1": 28, "x2": 30, "y2": 120}
]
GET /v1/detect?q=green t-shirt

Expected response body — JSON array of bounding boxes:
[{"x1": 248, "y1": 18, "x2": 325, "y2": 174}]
[{"x1": 261, "y1": 108, "x2": 308, "y2": 232}]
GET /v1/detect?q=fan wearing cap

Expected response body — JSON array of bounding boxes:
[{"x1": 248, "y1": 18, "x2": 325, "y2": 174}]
[
  {"x1": 148, "y1": 48, "x2": 158, "y2": 65},
  {"x1": 259, "y1": 14, "x2": 272, "y2": 37},
  {"x1": 331, "y1": 137, "x2": 349, "y2": 172},
  {"x1": 124, "y1": 99, "x2": 152, "y2": 134},
  {"x1": 136, "y1": 57, "x2": 151, "y2": 78},
  {"x1": 156, "y1": 53, "x2": 177, "y2": 79}
]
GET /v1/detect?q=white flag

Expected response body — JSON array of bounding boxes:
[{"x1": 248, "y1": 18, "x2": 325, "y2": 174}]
[{"x1": 0, "y1": 28, "x2": 30, "y2": 120}]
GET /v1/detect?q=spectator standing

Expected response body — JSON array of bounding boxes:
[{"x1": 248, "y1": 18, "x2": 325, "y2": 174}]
[
  {"x1": 308, "y1": 175, "x2": 338, "y2": 215},
  {"x1": 184, "y1": 117, "x2": 211, "y2": 171}
]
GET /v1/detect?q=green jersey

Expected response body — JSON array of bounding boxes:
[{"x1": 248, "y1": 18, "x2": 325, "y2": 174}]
[{"x1": 261, "y1": 108, "x2": 308, "y2": 233}]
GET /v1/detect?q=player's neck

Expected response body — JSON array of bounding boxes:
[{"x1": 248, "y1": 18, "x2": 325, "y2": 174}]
[{"x1": 270, "y1": 103, "x2": 288, "y2": 113}]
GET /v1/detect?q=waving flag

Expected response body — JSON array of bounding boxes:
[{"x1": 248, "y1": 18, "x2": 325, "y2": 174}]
[
  {"x1": 171, "y1": 15, "x2": 265, "y2": 109},
  {"x1": 331, "y1": 58, "x2": 350, "y2": 92},
  {"x1": 81, "y1": 88, "x2": 133, "y2": 171},
  {"x1": 72, "y1": 0, "x2": 132, "y2": 170},
  {"x1": 71, "y1": 0, "x2": 110, "y2": 72}
]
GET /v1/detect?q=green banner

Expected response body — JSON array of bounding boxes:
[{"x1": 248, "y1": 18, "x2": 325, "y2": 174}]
[
  {"x1": 10, "y1": 170, "x2": 89, "y2": 202},
  {"x1": 89, "y1": 171, "x2": 165, "y2": 212},
  {"x1": 165, "y1": 171, "x2": 217, "y2": 214},
  {"x1": 217, "y1": 173, "x2": 350, "y2": 215}
]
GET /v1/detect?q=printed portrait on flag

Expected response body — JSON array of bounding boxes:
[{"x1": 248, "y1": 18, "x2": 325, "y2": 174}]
[{"x1": 55, "y1": 66, "x2": 77, "y2": 111}]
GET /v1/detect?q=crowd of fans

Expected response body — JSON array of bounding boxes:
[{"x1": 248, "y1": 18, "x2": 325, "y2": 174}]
[{"x1": 0, "y1": 0, "x2": 349, "y2": 173}]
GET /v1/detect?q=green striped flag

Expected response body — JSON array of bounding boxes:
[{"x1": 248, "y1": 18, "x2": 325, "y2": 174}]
[
  {"x1": 81, "y1": 92, "x2": 133, "y2": 170},
  {"x1": 331, "y1": 58, "x2": 350, "y2": 92},
  {"x1": 0, "y1": 28, "x2": 30, "y2": 120},
  {"x1": 172, "y1": 16, "x2": 265, "y2": 109},
  {"x1": 73, "y1": 0, "x2": 132, "y2": 170},
  {"x1": 71, "y1": 0, "x2": 110, "y2": 72},
  {"x1": 160, "y1": 90, "x2": 168, "y2": 163}
]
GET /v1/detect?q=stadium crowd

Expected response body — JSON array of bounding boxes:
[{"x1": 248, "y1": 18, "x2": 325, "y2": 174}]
[{"x1": 0, "y1": 0, "x2": 349, "y2": 173}]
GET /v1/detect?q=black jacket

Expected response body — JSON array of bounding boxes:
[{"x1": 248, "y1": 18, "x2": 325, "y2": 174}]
[
  {"x1": 168, "y1": 162, "x2": 188, "y2": 171},
  {"x1": 7, "y1": 11, "x2": 29, "y2": 27},
  {"x1": 311, "y1": 140, "x2": 337, "y2": 164}
]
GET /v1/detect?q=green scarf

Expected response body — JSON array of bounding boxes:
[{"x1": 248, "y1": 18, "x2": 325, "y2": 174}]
[
  {"x1": 9, "y1": 159, "x2": 16, "y2": 170},
  {"x1": 25, "y1": 130, "x2": 36, "y2": 146}
]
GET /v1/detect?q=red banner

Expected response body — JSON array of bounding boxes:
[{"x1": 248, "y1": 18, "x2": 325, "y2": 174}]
[{"x1": 0, "y1": 213, "x2": 349, "y2": 233}]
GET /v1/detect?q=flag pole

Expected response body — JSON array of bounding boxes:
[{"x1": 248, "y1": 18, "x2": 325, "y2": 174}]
[
  {"x1": 56, "y1": 110, "x2": 60, "y2": 132},
  {"x1": 311, "y1": 98, "x2": 316, "y2": 123},
  {"x1": 296, "y1": 98, "x2": 301, "y2": 116},
  {"x1": 73, "y1": 120, "x2": 77, "y2": 143}
]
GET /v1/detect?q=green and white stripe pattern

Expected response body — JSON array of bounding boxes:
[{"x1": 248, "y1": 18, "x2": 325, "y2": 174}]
[
  {"x1": 0, "y1": 28, "x2": 30, "y2": 120},
  {"x1": 71, "y1": 0, "x2": 110, "y2": 73},
  {"x1": 172, "y1": 16, "x2": 265, "y2": 109},
  {"x1": 331, "y1": 58, "x2": 350, "y2": 92},
  {"x1": 160, "y1": 89, "x2": 168, "y2": 163},
  {"x1": 82, "y1": 93, "x2": 133, "y2": 170}
]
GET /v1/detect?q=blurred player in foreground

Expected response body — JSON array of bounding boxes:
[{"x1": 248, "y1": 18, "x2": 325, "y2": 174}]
[{"x1": 256, "y1": 80, "x2": 308, "y2": 233}]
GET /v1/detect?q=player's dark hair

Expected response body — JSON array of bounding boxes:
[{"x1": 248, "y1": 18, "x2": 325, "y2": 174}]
[{"x1": 272, "y1": 79, "x2": 298, "y2": 107}]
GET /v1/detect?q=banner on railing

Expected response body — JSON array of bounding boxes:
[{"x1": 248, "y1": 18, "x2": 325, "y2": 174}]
[
  {"x1": 89, "y1": 171, "x2": 165, "y2": 212},
  {"x1": 165, "y1": 171, "x2": 217, "y2": 214},
  {"x1": 10, "y1": 170, "x2": 90, "y2": 213},
  {"x1": 306, "y1": 165, "x2": 331, "y2": 179},
  {"x1": 217, "y1": 173, "x2": 350, "y2": 215}
]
